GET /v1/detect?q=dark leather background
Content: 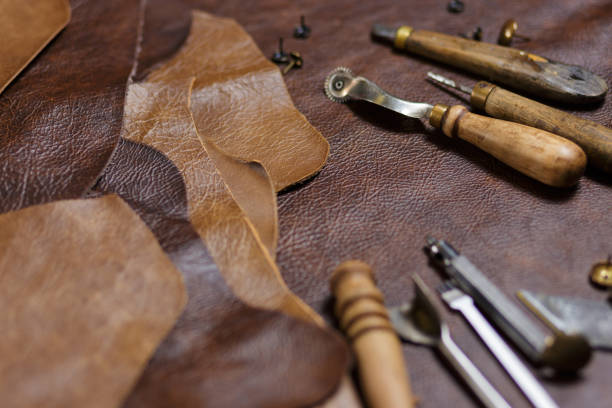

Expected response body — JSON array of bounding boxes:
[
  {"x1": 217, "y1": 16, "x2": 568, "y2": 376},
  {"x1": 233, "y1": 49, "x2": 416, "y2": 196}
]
[{"x1": 2, "y1": 0, "x2": 610, "y2": 407}]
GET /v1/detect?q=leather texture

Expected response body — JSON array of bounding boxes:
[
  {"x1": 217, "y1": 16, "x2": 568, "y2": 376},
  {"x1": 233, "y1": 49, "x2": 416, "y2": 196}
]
[
  {"x1": 93, "y1": 139, "x2": 349, "y2": 408},
  {"x1": 0, "y1": 0, "x2": 70, "y2": 94},
  {"x1": 0, "y1": 0, "x2": 139, "y2": 213},
  {"x1": 0, "y1": 195, "x2": 186, "y2": 408},
  {"x1": 1, "y1": 0, "x2": 610, "y2": 407}
]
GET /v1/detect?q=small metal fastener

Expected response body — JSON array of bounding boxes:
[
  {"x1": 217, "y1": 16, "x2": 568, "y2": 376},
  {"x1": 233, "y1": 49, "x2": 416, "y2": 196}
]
[
  {"x1": 498, "y1": 19, "x2": 531, "y2": 46},
  {"x1": 590, "y1": 256, "x2": 612, "y2": 289},
  {"x1": 293, "y1": 15, "x2": 311, "y2": 39},
  {"x1": 447, "y1": 0, "x2": 465, "y2": 13},
  {"x1": 459, "y1": 26, "x2": 483, "y2": 41},
  {"x1": 270, "y1": 37, "x2": 289, "y2": 64},
  {"x1": 282, "y1": 51, "x2": 303, "y2": 75}
]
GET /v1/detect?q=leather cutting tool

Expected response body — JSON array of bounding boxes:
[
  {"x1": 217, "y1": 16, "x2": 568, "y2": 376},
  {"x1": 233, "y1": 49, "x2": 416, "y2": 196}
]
[
  {"x1": 518, "y1": 290, "x2": 612, "y2": 350},
  {"x1": 371, "y1": 24, "x2": 608, "y2": 104},
  {"x1": 425, "y1": 237, "x2": 592, "y2": 372},
  {"x1": 439, "y1": 282, "x2": 559, "y2": 408},
  {"x1": 427, "y1": 72, "x2": 612, "y2": 173},
  {"x1": 390, "y1": 275, "x2": 511, "y2": 408},
  {"x1": 324, "y1": 67, "x2": 586, "y2": 187}
]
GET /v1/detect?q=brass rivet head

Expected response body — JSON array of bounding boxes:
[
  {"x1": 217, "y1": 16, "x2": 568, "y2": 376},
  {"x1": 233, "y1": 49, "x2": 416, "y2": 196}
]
[
  {"x1": 498, "y1": 19, "x2": 530, "y2": 46},
  {"x1": 590, "y1": 256, "x2": 612, "y2": 288}
]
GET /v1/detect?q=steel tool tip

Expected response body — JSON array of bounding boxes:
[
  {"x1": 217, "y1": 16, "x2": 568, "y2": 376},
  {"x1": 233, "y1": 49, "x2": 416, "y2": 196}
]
[{"x1": 371, "y1": 24, "x2": 397, "y2": 43}]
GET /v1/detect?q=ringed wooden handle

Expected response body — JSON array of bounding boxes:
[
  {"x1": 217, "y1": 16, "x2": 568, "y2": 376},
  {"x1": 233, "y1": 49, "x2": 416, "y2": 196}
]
[
  {"x1": 433, "y1": 105, "x2": 587, "y2": 187},
  {"x1": 478, "y1": 84, "x2": 612, "y2": 173},
  {"x1": 330, "y1": 261, "x2": 415, "y2": 408},
  {"x1": 400, "y1": 29, "x2": 607, "y2": 103}
]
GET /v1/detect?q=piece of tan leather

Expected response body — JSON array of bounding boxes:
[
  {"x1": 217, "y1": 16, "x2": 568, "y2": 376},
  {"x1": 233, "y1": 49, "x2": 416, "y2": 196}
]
[
  {"x1": 138, "y1": 8, "x2": 330, "y2": 192},
  {"x1": 205, "y1": 138, "x2": 279, "y2": 258},
  {"x1": 93, "y1": 139, "x2": 350, "y2": 408},
  {"x1": 122, "y1": 73, "x2": 319, "y2": 322},
  {"x1": 0, "y1": 0, "x2": 70, "y2": 95},
  {"x1": 0, "y1": 195, "x2": 186, "y2": 408},
  {"x1": 0, "y1": 0, "x2": 139, "y2": 213}
]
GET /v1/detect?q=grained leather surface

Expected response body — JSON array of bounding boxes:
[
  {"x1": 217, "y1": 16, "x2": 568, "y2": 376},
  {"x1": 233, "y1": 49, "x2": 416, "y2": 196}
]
[
  {"x1": 0, "y1": 195, "x2": 186, "y2": 408},
  {"x1": 0, "y1": 0, "x2": 610, "y2": 407},
  {"x1": 0, "y1": 0, "x2": 70, "y2": 94},
  {"x1": 0, "y1": 0, "x2": 138, "y2": 213},
  {"x1": 93, "y1": 139, "x2": 349, "y2": 408}
]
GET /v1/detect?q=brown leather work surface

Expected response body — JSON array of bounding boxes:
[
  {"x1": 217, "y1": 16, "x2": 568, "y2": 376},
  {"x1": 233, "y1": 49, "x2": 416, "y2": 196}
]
[
  {"x1": 0, "y1": 0, "x2": 138, "y2": 213},
  {"x1": 0, "y1": 0, "x2": 610, "y2": 407},
  {"x1": 0, "y1": 195, "x2": 186, "y2": 408}
]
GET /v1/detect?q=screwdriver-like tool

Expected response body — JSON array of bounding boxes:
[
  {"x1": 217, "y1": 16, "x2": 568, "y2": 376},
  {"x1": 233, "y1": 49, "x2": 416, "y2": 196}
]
[
  {"x1": 427, "y1": 72, "x2": 612, "y2": 173},
  {"x1": 324, "y1": 67, "x2": 586, "y2": 187},
  {"x1": 371, "y1": 24, "x2": 608, "y2": 104}
]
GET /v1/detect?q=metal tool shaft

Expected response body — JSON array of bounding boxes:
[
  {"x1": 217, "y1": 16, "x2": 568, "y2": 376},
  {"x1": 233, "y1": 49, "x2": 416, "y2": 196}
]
[
  {"x1": 450, "y1": 293, "x2": 559, "y2": 408},
  {"x1": 438, "y1": 327, "x2": 511, "y2": 408}
]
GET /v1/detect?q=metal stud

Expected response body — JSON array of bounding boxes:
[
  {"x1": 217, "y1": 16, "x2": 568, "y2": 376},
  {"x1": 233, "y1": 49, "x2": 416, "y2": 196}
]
[{"x1": 498, "y1": 19, "x2": 531, "y2": 46}]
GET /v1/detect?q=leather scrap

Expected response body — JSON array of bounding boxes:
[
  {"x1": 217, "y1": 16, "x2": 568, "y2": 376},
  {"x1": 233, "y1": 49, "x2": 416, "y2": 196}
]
[
  {"x1": 0, "y1": 0, "x2": 139, "y2": 213},
  {"x1": 139, "y1": 9, "x2": 330, "y2": 192},
  {"x1": 0, "y1": 0, "x2": 70, "y2": 95},
  {"x1": 121, "y1": 74, "x2": 318, "y2": 321},
  {"x1": 0, "y1": 195, "x2": 186, "y2": 408},
  {"x1": 94, "y1": 139, "x2": 350, "y2": 408}
]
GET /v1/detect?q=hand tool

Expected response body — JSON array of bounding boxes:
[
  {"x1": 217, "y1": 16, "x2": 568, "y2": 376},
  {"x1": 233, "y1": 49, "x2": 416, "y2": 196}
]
[
  {"x1": 324, "y1": 67, "x2": 586, "y2": 187},
  {"x1": 425, "y1": 237, "x2": 592, "y2": 372},
  {"x1": 390, "y1": 275, "x2": 511, "y2": 408},
  {"x1": 427, "y1": 72, "x2": 612, "y2": 173},
  {"x1": 371, "y1": 24, "x2": 608, "y2": 104},
  {"x1": 331, "y1": 260, "x2": 416, "y2": 408},
  {"x1": 590, "y1": 256, "x2": 612, "y2": 288},
  {"x1": 498, "y1": 19, "x2": 530, "y2": 46},
  {"x1": 439, "y1": 281, "x2": 559, "y2": 408},
  {"x1": 518, "y1": 290, "x2": 612, "y2": 350}
]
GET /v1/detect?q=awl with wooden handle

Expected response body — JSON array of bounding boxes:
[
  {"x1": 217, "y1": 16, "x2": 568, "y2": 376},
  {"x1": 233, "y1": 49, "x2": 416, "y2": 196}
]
[
  {"x1": 427, "y1": 72, "x2": 612, "y2": 173},
  {"x1": 331, "y1": 260, "x2": 416, "y2": 408},
  {"x1": 371, "y1": 24, "x2": 608, "y2": 104},
  {"x1": 324, "y1": 67, "x2": 586, "y2": 187}
]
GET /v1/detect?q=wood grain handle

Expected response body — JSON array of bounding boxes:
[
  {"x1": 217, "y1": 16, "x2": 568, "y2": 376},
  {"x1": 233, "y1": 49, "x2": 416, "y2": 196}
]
[
  {"x1": 432, "y1": 105, "x2": 587, "y2": 187},
  {"x1": 330, "y1": 261, "x2": 415, "y2": 408},
  {"x1": 475, "y1": 83, "x2": 612, "y2": 173},
  {"x1": 400, "y1": 29, "x2": 607, "y2": 103}
]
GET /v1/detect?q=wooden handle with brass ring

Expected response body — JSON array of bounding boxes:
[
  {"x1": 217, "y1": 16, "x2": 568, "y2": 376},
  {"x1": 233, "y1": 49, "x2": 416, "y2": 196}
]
[
  {"x1": 429, "y1": 104, "x2": 587, "y2": 187},
  {"x1": 470, "y1": 81, "x2": 612, "y2": 174},
  {"x1": 330, "y1": 260, "x2": 416, "y2": 408}
]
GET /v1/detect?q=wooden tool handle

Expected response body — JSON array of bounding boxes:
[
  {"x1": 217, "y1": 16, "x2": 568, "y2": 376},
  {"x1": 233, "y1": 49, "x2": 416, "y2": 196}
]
[
  {"x1": 330, "y1": 261, "x2": 415, "y2": 408},
  {"x1": 432, "y1": 105, "x2": 586, "y2": 187},
  {"x1": 475, "y1": 83, "x2": 612, "y2": 173},
  {"x1": 400, "y1": 29, "x2": 607, "y2": 103}
]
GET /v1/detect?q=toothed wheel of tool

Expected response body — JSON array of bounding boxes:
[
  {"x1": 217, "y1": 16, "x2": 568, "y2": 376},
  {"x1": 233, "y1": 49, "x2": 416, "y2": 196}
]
[{"x1": 324, "y1": 67, "x2": 355, "y2": 103}]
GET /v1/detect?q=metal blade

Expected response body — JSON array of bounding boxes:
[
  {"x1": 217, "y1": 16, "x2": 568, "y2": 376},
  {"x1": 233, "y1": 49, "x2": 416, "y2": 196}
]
[{"x1": 518, "y1": 290, "x2": 612, "y2": 350}]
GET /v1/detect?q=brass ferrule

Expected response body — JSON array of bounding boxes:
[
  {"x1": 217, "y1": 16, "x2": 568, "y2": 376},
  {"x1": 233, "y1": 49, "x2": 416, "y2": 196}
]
[
  {"x1": 470, "y1": 81, "x2": 496, "y2": 110},
  {"x1": 394, "y1": 26, "x2": 414, "y2": 49},
  {"x1": 428, "y1": 103, "x2": 449, "y2": 129}
]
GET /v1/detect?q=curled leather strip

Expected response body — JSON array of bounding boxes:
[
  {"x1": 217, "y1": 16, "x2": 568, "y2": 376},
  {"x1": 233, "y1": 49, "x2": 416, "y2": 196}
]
[{"x1": 0, "y1": 195, "x2": 186, "y2": 408}]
